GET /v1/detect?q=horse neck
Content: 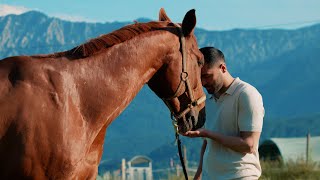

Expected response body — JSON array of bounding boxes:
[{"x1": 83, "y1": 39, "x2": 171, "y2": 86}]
[{"x1": 72, "y1": 31, "x2": 178, "y2": 132}]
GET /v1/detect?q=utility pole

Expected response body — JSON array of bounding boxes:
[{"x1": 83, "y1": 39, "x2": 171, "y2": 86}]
[{"x1": 306, "y1": 132, "x2": 310, "y2": 164}]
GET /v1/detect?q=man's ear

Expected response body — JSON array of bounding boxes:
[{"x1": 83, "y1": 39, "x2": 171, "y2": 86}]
[
  {"x1": 159, "y1": 8, "x2": 172, "y2": 22},
  {"x1": 182, "y1": 9, "x2": 196, "y2": 36},
  {"x1": 220, "y1": 63, "x2": 227, "y2": 73}
]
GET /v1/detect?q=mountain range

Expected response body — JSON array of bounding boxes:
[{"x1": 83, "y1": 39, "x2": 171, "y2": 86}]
[{"x1": 1, "y1": 11, "x2": 320, "y2": 170}]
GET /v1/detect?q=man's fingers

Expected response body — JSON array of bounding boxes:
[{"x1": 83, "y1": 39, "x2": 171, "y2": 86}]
[{"x1": 186, "y1": 131, "x2": 200, "y2": 136}]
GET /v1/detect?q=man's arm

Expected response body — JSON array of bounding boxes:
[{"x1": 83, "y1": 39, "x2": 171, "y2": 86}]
[
  {"x1": 194, "y1": 139, "x2": 207, "y2": 180},
  {"x1": 184, "y1": 129, "x2": 260, "y2": 154},
  {"x1": 185, "y1": 86, "x2": 264, "y2": 154}
]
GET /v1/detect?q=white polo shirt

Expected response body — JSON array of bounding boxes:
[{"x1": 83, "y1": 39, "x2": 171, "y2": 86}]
[{"x1": 202, "y1": 77, "x2": 265, "y2": 180}]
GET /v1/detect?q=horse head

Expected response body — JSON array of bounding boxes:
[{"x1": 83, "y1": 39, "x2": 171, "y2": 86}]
[{"x1": 148, "y1": 8, "x2": 206, "y2": 134}]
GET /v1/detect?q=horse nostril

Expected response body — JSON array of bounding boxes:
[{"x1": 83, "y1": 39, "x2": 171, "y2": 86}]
[{"x1": 191, "y1": 101, "x2": 197, "y2": 107}]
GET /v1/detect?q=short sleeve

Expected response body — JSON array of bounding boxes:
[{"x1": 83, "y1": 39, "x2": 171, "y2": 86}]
[{"x1": 238, "y1": 86, "x2": 264, "y2": 132}]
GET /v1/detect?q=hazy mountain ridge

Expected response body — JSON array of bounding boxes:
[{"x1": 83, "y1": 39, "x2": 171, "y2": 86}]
[
  {"x1": 195, "y1": 24, "x2": 320, "y2": 73},
  {"x1": 0, "y1": 11, "x2": 128, "y2": 58},
  {"x1": 243, "y1": 46, "x2": 320, "y2": 117},
  {"x1": 1, "y1": 11, "x2": 320, "y2": 169}
]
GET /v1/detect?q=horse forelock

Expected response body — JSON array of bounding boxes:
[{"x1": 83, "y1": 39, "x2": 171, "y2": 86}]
[{"x1": 64, "y1": 21, "x2": 175, "y2": 58}]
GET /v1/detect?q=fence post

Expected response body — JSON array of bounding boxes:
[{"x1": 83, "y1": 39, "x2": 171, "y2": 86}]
[
  {"x1": 122, "y1": 158, "x2": 126, "y2": 180},
  {"x1": 176, "y1": 164, "x2": 180, "y2": 177},
  {"x1": 183, "y1": 145, "x2": 188, "y2": 172}
]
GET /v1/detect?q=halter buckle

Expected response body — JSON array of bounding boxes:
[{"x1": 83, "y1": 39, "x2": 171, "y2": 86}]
[{"x1": 180, "y1": 72, "x2": 188, "y2": 81}]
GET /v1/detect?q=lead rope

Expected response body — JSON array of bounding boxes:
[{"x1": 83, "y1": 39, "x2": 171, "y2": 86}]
[
  {"x1": 172, "y1": 115, "x2": 189, "y2": 180},
  {"x1": 176, "y1": 133, "x2": 188, "y2": 180}
]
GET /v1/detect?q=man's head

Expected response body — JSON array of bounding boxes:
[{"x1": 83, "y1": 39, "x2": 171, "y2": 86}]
[{"x1": 200, "y1": 47, "x2": 228, "y2": 96}]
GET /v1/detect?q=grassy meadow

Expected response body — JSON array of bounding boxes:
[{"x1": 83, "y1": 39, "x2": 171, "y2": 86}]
[{"x1": 98, "y1": 159, "x2": 320, "y2": 179}]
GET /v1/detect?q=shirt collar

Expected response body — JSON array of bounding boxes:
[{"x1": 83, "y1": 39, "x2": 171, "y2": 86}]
[
  {"x1": 209, "y1": 77, "x2": 240, "y2": 101},
  {"x1": 225, "y1": 77, "x2": 240, "y2": 95}
]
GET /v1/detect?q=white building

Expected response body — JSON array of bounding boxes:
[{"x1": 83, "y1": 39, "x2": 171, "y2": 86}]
[{"x1": 122, "y1": 155, "x2": 153, "y2": 180}]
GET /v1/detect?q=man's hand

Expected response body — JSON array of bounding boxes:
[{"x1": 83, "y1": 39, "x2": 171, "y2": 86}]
[
  {"x1": 183, "y1": 128, "x2": 208, "y2": 138},
  {"x1": 186, "y1": 129, "x2": 261, "y2": 154}
]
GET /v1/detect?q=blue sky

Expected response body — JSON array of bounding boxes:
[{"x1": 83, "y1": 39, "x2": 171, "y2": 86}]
[{"x1": 1, "y1": 0, "x2": 320, "y2": 30}]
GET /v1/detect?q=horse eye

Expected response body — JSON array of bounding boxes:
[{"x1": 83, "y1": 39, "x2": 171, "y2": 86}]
[{"x1": 197, "y1": 60, "x2": 204, "y2": 67}]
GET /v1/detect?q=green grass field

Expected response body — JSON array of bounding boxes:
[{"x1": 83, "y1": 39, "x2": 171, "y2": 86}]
[
  {"x1": 98, "y1": 159, "x2": 320, "y2": 180},
  {"x1": 260, "y1": 159, "x2": 320, "y2": 180}
]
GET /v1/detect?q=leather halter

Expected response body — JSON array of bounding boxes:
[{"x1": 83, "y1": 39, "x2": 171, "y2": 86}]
[
  {"x1": 162, "y1": 25, "x2": 206, "y2": 122},
  {"x1": 161, "y1": 25, "x2": 206, "y2": 180}
]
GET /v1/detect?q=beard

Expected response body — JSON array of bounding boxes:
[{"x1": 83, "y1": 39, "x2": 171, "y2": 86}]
[
  {"x1": 206, "y1": 83, "x2": 222, "y2": 95},
  {"x1": 206, "y1": 77, "x2": 223, "y2": 96}
]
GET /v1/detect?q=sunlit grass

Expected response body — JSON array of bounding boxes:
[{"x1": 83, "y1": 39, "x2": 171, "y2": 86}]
[
  {"x1": 260, "y1": 158, "x2": 320, "y2": 180},
  {"x1": 98, "y1": 159, "x2": 320, "y2": 180}
]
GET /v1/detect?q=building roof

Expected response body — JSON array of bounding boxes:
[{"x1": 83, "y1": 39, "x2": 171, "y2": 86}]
[
  {"x1": 259, "y1": 136, "x2": 320, "y2": 162},
  {"x1": 128, "y1": 155, "x2": 152, "y2": 165}
]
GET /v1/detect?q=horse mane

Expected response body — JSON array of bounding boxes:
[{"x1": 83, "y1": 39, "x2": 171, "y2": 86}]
[{"x1": 60, "y1": 21, "x2": 173, "y2": 58}]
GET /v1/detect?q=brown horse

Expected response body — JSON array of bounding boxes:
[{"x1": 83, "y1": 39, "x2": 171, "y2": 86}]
[{"x1": 0, "y1": 8, "x2": 205, "y2": 179}]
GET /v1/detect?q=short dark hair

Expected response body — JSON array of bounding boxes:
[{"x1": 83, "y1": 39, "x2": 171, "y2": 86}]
[{"x1": 199, "y1": 47, "x2": 225, "y2": 67}]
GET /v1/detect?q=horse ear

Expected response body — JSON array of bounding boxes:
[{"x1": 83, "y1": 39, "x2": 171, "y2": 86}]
[
  {"x1": 159, "y1": 8, "x2": 172, "y2": 22},
  {"x1": 182, "y1": 9, "x2": 196, "y2": 36}
]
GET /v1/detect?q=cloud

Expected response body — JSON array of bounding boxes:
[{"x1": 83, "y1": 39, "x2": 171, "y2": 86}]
[
  {"x1": 0, "y1": 4, "x2": 98, "y2": 23},
  {"x1": 0, "y1": 4, "x2": 30, "y2": 16},
  {"x1": 51, "y1": 13, "x2": 98, "y2": 23}
]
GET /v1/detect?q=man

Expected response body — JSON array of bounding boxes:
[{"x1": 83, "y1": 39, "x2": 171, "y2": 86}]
[{"x1": 184, "y1": 47, "x2": 265, "y2": 180}]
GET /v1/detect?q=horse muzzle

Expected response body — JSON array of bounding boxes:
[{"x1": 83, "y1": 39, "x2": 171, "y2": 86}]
[{"x1": 177, "y1": 105, "x2": 206, "y2": 134}]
